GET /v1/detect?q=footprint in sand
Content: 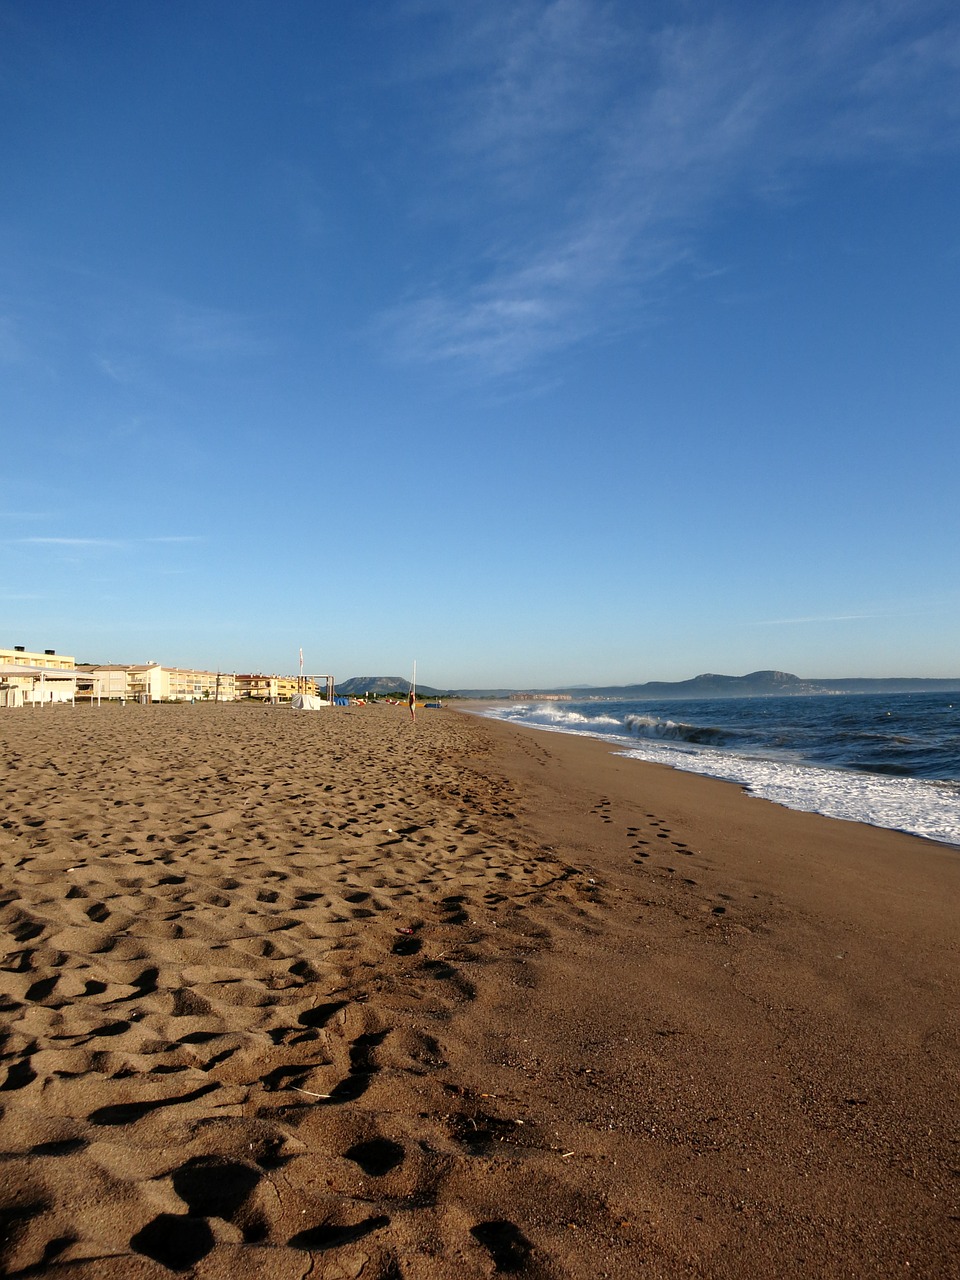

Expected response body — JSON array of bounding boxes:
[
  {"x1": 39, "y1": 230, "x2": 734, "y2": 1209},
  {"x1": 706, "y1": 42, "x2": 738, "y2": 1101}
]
[
  {"x1": 471, "y1": 1219, "x2": 534, "y2": 1271},
  {"x1": 590, "y1": 797, "x2": 614, "y2": 823},
  {"x1": 319, "y1": 1029, "x2": 389, "y2": 1105},
  {"x1": 1, "y1": 1059, "x2": 37, "y2": 1091},
  {"x1": 88, "y1": 1081, "x2": 220, "y2": 1126},
  {"x1": 288, "y1": 1215, "x2": 391, "y2": 1251},
  {"x1": 440, "y1": 893, "x2": 470, "y2": 924},
  {"x1": 0, "y1": 701, "x2": 623, "y2": 1275},
  {"x1": 344, "y1": 1137, "x2": 405, "y2": 1176},
  {"x1": 130, "y1": 1214, "x2": 215, "y2": 1271},
  {"x1": 706, "y1": 892, "x2": 736, "y2": 916},
  {"x1": 170, "y1": 1155, "x2": 262, "y2": 1221}
]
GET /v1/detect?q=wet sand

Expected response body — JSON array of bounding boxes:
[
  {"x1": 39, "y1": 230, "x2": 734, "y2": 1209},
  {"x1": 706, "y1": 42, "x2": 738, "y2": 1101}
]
[{"x1": 0, "y1": 702, "x2": 957, "y2": 1278}]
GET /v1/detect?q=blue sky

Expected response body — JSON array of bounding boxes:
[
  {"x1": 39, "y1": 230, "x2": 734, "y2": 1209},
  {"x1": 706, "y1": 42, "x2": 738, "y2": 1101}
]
[{"x1": 2, "y1": 0, "x2": 958, "y2": 687}]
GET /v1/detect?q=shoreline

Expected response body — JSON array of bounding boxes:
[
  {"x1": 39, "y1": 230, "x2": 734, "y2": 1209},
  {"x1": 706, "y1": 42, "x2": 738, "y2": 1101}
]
[
  {"x1": 457, "y1": 710, "x2": 960, "y2": 1274},
  {"x1": 465, "y1": 699, "x2": 960, "y2": 850},
  {"x1": 1, "y1": 703, "x2": 957, "y2": 1277}
]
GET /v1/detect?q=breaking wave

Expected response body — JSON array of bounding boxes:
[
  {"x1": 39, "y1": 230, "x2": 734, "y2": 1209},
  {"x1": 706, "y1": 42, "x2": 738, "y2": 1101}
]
[
  {"x1": 478, "y1": 696, "x2": 960, "y2": 847},
  {"x1": 623, "y1": 714, "x2": 732, "y2": 746}
]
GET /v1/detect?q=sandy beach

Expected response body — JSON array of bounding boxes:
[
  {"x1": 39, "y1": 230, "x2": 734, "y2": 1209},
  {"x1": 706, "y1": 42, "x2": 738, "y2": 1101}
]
[{"x1": 1, "y1": 702, "x2": 958, "y2": 1279}]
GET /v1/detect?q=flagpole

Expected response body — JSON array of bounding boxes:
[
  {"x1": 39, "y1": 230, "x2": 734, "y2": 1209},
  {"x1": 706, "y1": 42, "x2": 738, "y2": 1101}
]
[{"x1": 412, "y1": 659, "x2": 416, "y2": 700}]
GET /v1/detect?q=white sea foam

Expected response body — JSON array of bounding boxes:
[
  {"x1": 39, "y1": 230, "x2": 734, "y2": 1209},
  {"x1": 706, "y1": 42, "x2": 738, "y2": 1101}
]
[
  {"x1": 501, "y1": 703, "x2": 622, "y2": 731},
  {"x1": 479, "y1": 704, "x2": 960, "y2": 847},
  {"x1": 616, "y1": 741, "x2": 960, "y2": 847}
]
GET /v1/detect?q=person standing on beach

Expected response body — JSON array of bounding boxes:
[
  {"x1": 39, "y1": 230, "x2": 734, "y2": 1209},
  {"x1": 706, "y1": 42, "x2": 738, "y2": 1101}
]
[{"x1": 408, "y1": 688, "x2": 416, "y2": 721}]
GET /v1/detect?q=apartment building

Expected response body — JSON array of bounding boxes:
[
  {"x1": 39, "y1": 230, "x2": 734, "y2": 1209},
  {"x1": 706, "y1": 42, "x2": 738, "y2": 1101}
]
[
  {"x1": 78, "y1": 664, "x2": 133, "y2": 701},
  {"x1": 236, "y1": 673, "x2": 317, "y2": 701},
  {"x1": 277, "y1": 674, "x2": 310, "y2": 700},
  {"x1": 1, "y1": 645, "x2": 75, "y2": 672},
  {"x1": 160, "y1": 666, "x2": 236, "y2": 702},
  {"x1": 79, "y1": 663, "x2": 238, "y2": 702},
  {"x1": 3, "y1": 644, "x2": 312, "y2": 707},
  {"x1": 236, "y1": 673, "x2": 277, "y2": 700},
  {"x1": 0, "y1": 646, "x2": 82, "y2": 705}
]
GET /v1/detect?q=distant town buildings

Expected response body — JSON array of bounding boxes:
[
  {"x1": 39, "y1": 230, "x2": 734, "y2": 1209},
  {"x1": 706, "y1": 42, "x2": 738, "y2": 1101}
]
[
  {"x1": 508, "y1": 692, "x2": 572, "y2": 701},
  {"x1": 1, "y1": 645, "x2": 325, "y2": 705},
  {"x1": 0, "y1": 646, "x2": 84, "y2": 706},
  {"x1": 84, "y1": 664, "x2": 240, "y2": 704},
  {"x1": 236, "y1": 673, "x2": 320, "y2": 701}
]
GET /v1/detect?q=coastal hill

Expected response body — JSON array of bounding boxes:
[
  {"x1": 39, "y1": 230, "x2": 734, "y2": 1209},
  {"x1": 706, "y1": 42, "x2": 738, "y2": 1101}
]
[
  {"x1": 587, "y1": 670, "x2": 819, "y2": 698},
  {"x1": 564, "y1": 670, "x2": 960, "y2": 698},
  {"x1": 337, "y1": 675, "x2": 443, "y2": 697},
  {"x1": 339, "y1": 670, "x2": 960, "y2": 699}
]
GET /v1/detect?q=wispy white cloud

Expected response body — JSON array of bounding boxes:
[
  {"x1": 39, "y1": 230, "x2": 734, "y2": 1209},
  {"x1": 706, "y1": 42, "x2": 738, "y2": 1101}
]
[
  {"x1": 380, "y1": 0, "x2": 960, "y2": 374},
  {"x1": 801, "y1": 2, "x2": 960, "y2": 157},
  {"x1": 165, "y1": 300, "x2": 265, "y2": 362},
  {"x1": 450, "y1": 0, "x2": 624, "y2": 168},
  {"x1": 91, "y1": 294, "x2": 267, "y2": 389},
  {"x1": 755, "y1": 612, "x2": 885, "y2": 626},
  {"x1": 16, "y1": 537, "x2": 127, "y2": 548},
  {"x1": 12, "y1": 535, "x2": 202, "y2": 549},
  {"x1": 95, "y1": 353, "x2": 143, "y2": 385}
]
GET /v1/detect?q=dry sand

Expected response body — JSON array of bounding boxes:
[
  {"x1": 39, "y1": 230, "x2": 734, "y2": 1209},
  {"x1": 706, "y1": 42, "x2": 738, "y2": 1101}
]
[{"x1": 0, "y1": 701, "x2": 957, "y2": 1279}]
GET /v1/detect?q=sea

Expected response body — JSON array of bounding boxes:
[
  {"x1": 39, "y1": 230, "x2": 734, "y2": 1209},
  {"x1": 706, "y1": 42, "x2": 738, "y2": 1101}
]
[{"x1": 478, "y1": 691, "x2": 960, "y2": 848}]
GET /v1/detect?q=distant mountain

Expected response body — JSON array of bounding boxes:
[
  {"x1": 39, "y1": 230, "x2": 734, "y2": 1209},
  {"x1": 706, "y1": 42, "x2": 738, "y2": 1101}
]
[
  {"x1": 337, "y1": 670, "x2": 960, "y2": 700},
  {"x1": 552, "y1": 671, "x2": 960, "y2": 699},
  {"x1": 582, "y1": 670, "x2": 821, "y2": 698},
  {"x1": 337, "y1": 675, "x2": 443, "y2": 697}
]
